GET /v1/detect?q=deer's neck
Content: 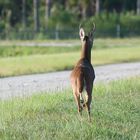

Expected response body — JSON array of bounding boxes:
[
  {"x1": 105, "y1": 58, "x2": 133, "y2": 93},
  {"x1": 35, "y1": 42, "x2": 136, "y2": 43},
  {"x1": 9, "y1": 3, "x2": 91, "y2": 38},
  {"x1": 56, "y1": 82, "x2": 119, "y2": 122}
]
[{"x1": 81, "y1": 42, "x2": 91, "y2": 63}]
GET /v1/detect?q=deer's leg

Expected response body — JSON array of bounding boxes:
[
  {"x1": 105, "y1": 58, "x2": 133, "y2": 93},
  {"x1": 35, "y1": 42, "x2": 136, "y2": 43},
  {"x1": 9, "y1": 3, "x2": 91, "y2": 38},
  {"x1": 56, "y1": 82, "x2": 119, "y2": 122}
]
[
  {"x1": 85, "y1": 85, "x2": 93, "y2": 121},
  {"x1": 71, "y1": 82, "x2": 82, "y2": 115},
  {"x1": 73, "y1": 92, "x2": 82, "y2": 115},
  {"x1": 77, "y1": 75, "x2": 84, "y2": 113}
]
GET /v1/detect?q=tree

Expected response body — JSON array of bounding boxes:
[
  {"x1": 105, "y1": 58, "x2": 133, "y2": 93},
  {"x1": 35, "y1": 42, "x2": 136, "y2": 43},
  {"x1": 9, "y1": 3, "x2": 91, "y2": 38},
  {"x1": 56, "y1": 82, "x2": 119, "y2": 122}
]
[
  {"x1": 86, "y1": 0, "x2": 96, "y2": 17},
  {"x1": 137, "y1": 0, "x2": 140, "y2": 14},
  {"x1": 33, "y1": 0, "x2": 40, "y2": 32},
  {"x1": 45, "y1": 0, "x2": 52, "y2": 20},
  {"x1": 96, "y1": 0, "x2": 100, "y2": 15},
  {"x1": 22, "y1": 0, "x2": 26, "y2": 29}
]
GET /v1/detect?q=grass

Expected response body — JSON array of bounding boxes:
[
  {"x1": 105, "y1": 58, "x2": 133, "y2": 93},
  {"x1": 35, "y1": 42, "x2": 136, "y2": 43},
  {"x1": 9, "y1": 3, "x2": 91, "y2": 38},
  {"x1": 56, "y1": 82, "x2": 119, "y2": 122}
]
[
  {"x1": 0, "y1": 45, "x2": 80, "y2": 57},
  {"x1": 0, "y1": 38, "x2": 140, "y2": 57},
  {"x1": 0, "y1": 46, "x2": 140, "y2": 77},
  {"x1": 0, "y1": 77, "x2": 140, "y2": 139},
  {"x1": 94, "y1": 38, "x2": 140, "y2": 49},
  {"x1": 0, "y1": 38, "x2": 140, "y2": 77},
  {"x1": 0, "y1": 39, "x2": 79, "y2": 47}
]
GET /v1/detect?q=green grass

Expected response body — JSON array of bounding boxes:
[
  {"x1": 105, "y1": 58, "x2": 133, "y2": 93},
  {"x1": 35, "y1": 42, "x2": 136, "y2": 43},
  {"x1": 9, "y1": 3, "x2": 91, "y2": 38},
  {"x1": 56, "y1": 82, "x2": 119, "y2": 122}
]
[
  {"x1": 0, "y1": 46, "x2": 140, "y2": 77},
  {"x1": 94, "y1": 38, "x2": 140, "y2": 49},
  {"x1": 0, "y1": 77, "x2": 140, "y2": 139},
  {"x1": 0, "y1": 45, "x2": 80, "y2": 57},
  {"x1": 0, "y1": 38, "x2": 140, "y2": 77},
  {"x1": 0, "y1": 38, "x2": 140, "y2": 57},
  {"x1": 0, "y1": 39, "x2": 78, "y2": 47}
]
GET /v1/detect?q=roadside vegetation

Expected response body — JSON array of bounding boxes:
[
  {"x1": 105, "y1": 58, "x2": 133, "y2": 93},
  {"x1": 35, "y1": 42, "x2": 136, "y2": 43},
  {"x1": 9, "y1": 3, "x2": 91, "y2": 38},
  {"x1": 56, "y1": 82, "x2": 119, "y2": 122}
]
[
  {"x1": 0, "y1": 38, "x2": 140, "y2": 77},
  {"x1": 0, "y1": 77, "x2": 139, "y2": 139}
]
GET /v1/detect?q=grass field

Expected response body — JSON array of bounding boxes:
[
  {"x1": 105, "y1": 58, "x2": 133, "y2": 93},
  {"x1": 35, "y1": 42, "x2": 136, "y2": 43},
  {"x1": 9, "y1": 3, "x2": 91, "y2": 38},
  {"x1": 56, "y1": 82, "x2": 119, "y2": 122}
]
[
  {"x1": 0, "y1": 38, "x2": 140, "y2": 57},
  {"x1": 0, "y1": 46, "x2": 140, "y2": 77},
  {"x1": 0, "y1": 77, "x2": 140, "y2": 139},
  {"x1": 0, "y1": 38, "x2": 140, "y2": 77},
  {"x1": 0, "y1": 45, "x2": 80, "y2": 57}
]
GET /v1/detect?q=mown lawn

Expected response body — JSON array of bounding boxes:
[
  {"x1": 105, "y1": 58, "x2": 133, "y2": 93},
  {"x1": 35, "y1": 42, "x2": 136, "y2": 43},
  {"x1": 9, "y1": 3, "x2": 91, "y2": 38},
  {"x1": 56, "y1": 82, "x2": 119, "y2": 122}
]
[{"x1": 0, "y1": 77, "x2": 140, "y2": 140}]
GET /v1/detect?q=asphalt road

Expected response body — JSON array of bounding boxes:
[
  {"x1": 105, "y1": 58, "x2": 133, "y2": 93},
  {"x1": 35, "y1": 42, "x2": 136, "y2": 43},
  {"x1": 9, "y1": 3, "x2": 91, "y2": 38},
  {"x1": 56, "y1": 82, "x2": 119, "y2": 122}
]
[{"x1": 0, "y1": 62, "x2": 140, "y2": 100}]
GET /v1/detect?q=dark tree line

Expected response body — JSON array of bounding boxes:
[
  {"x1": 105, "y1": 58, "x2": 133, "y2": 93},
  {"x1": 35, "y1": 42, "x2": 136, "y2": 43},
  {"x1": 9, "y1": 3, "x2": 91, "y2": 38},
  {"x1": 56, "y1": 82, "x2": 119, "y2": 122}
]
[{"x1": 0, "y1": 0, "x2": 139, "y2": 32}]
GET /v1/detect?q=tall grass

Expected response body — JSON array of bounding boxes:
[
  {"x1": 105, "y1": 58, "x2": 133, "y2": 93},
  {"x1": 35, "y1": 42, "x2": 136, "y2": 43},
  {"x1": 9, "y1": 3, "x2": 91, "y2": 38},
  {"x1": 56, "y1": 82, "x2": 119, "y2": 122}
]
[{"x1": 0, "y1": 77, "x2": 140, "y2": 139}]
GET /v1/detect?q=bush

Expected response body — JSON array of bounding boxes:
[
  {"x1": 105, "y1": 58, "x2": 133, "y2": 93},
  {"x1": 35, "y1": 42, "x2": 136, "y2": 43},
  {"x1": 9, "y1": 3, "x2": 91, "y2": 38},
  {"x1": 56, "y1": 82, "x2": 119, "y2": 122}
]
[
  {"x1": 84, "y1": 11, "x2": 140, "y2": 37},
  {"x1": 0, "y1": 11, "x2": 140, "y2": 39}
]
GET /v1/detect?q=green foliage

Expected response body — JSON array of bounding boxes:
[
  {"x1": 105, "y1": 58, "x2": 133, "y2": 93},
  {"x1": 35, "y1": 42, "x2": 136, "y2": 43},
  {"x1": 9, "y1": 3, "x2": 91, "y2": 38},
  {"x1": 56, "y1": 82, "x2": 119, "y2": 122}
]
[
  {"x1": 47, "y1": 4, "x2": 77, "y2": 29},
  {"x1": 120, "y1": 12, "x2": 140, "y2": 30},
  {"x1": 0, "y1": 0, "x2": 139, "y2": 38},
  {"x1": 0, "y1": 77, "x2": 140, "y2": 139},
  {"x1": 0, "y1": 20, "x2": 5, "y2": 31},
  {"x1": 1, "y1": 12, "x2": 140, "y2": 39},
  {"x1": 81, "y1": 12, "x2": 140, "y2": 37}
]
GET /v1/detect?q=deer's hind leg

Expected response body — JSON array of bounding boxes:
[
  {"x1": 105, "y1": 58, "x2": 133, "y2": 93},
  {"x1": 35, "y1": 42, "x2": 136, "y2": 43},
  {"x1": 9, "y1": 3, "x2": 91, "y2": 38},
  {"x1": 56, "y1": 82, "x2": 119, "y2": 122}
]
[
  {"x1": 73, "y1": 91, "x2": 82, "y2": 115},
  {"x1": 71, "y1": 83, "x2": 82, "y2": 116},
  {"x1": 76, "y1": 75, "x2": 85, "y2": 115},
  {"x1": 72, "y1": 76, "x2": 84, "y2": 116},
  {"x1": 85, "y1": 83, "x2": 93, "y2": 121}
]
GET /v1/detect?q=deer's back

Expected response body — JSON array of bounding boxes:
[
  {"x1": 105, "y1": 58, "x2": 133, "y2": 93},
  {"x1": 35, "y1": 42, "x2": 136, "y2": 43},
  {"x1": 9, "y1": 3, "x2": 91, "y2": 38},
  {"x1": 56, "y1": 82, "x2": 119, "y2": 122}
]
[{"x1": 70, "y1": 58, "x2": 95, "y2": 83}]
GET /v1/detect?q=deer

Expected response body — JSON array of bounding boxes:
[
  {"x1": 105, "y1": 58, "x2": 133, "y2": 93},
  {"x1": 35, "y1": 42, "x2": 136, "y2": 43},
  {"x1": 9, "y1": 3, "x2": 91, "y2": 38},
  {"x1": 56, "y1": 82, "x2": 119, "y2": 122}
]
[{"x1": 70, "y1": 23, "x2": 95, "y2": 121}]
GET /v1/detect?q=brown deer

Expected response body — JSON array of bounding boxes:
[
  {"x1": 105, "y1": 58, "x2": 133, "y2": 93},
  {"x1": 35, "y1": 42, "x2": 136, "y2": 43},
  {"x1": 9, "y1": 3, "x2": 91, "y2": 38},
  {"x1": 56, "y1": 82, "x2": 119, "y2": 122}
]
[{"x1": 70, "y1": 24, "x2": 95, "y2": 121}]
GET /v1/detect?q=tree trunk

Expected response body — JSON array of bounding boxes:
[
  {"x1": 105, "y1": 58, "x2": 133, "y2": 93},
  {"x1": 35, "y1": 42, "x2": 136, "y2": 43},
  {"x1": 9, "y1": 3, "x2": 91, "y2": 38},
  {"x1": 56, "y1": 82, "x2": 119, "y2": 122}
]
[
  {"x1": 34, "y1": 0, "x2": 40, "y2": 32},
  {"x1": 45, "y1": 0, "x2": 51, "y2": 20},
  {"x1": 22, "y1": 0, "x2": 26, "y2": 30},
  {"x1": 96, "y1": 0, "x2": 100, "y2": 15},
  {"x1": 137, "y1": 0, "x2": 140, "y2": 15},
  {"x1": 86, "y1": 0, "x2": 96, "y2": 17}
]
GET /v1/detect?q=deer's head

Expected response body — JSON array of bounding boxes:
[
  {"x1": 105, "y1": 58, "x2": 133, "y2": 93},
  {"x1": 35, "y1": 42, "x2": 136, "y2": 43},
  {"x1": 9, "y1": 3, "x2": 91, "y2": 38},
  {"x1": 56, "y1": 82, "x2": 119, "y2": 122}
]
[{"x1": 79, "y1": 23, "x2": 96, "y2": 48}]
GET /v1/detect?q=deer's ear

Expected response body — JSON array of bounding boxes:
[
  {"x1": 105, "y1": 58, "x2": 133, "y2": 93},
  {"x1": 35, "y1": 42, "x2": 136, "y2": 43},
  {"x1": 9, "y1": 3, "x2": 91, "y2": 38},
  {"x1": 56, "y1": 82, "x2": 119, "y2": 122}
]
[
  {"x1": 89, "y1": 23, "x2": 96, "y2": 38},
  {"x1": 79, "y1": 28, "x2": 85, "y2": 40},
  {"x1": 88, "y1": 31, "x2": 93, "y2": 38}
]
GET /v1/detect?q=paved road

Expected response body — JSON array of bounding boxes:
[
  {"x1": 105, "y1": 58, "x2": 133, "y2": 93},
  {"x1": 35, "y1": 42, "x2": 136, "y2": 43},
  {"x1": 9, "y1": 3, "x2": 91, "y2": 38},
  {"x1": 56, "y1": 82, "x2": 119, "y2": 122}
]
[{"x1": 0, "y1": 62, "x2": 140, "y2": 100}]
